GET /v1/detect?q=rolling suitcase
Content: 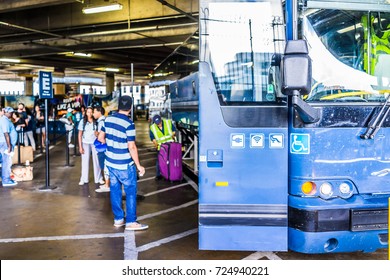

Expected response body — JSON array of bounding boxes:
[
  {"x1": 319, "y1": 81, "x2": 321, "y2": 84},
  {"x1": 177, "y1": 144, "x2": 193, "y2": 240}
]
[{"x1": 158, "y1": 142, "x2": 183, "y2": 181}]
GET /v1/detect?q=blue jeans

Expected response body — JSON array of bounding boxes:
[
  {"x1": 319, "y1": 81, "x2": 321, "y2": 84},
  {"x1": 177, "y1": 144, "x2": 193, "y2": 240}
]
[
  {"x1": 108, "y1": 164, "x2": 137, "y2": 223},
  {"x1": 0, "y1": 142, "x2": 13, "y2": 184},
  {"x1": 97, "y1": 151, "x2": 105, "y2": 170}
]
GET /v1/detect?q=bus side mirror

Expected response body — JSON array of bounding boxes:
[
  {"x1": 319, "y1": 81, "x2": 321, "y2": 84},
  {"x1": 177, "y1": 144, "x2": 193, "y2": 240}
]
[
  {"x1": 281, "y1": 40, "x2": 312, "y2": 96},
  {"x1": 281, "y1": 40, "x2": 319, "y2": 123}
]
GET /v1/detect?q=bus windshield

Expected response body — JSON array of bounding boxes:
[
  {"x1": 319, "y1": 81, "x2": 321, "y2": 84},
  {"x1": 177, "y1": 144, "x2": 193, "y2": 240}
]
[
  {"x1": 200, "y1": 0, "x2": 286, "y2": 105},
  {"x1": 303, "y1": 8, "x2": 390, "y2": 102}
]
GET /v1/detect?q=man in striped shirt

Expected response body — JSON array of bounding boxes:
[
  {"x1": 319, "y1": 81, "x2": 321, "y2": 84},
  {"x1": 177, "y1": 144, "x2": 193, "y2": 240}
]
[{"x1": 98, "y1": 96, "x2": 148, "y2": 231}]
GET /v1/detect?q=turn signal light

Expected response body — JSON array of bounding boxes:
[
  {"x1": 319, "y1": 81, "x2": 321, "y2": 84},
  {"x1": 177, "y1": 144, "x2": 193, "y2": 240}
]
[{"x1": 302, "y1": 181, "x2": 316, "y2": 195}]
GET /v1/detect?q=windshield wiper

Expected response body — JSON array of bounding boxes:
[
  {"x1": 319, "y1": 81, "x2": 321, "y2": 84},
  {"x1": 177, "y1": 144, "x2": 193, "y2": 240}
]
[{"x1": 360, "y1": 94, "x2": 390, "y2": 139}]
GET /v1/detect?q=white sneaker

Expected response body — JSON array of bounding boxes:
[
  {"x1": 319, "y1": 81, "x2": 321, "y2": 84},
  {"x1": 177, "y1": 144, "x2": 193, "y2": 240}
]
[
  {"x1": 79, "y1": 181, "x2": 86, "y2": 186},
  {"x1": 113, "y1": 219, "x2": 125, "y2": 227},
  {"x1": 125, "y1": 222, "x2": 149, "y2": 231},
  {"x1": 68, "y1": 143, "x2": 75, "y2": 148},
  {"x1": 95, "y1": 185, "x2": 110, "y2": 193}
]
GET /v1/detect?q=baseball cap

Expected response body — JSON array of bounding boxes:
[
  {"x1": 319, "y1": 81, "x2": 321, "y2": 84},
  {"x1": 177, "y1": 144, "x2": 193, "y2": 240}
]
[
  {"x1": 67, "y1": 107, "x2": 73, "y2": 113},
  {"x1": 118, "y1": 95, "x2": 132, "y2": 111},
  {"x1": 153, "y1": 114, "x2": 162, "y2": 125},
  {"x1": 4, "y1": 107, "x2": 14, "y2": 113}
]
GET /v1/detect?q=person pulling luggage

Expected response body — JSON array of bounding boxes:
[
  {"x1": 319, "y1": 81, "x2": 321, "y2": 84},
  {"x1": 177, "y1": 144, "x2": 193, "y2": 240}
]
[{"x1": 149, "y1": 114, "x2": 176, "y2": 180}]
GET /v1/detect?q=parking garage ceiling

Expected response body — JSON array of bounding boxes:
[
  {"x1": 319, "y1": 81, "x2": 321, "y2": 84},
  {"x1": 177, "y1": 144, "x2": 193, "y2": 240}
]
[{"x1": 0, "y1": 0, "x2": 198, "y2": 85}]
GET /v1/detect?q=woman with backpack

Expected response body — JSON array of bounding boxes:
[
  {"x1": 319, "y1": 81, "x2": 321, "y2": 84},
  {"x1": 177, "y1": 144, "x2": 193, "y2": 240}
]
[{"x1": 78, "y1": 106, "x2": 104, "y2": 186}]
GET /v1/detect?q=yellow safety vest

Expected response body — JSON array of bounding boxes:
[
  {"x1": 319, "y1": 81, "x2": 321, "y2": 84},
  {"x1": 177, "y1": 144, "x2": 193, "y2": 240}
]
[{"x1": 150, "y1": 118, "x2": 174, "y2": 150}]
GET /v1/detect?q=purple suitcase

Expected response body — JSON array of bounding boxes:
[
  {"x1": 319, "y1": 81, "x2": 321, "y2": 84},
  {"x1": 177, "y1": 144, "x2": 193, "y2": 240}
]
[{"x1": 158, "y1": 142, "x2": 183, "y2": 181}]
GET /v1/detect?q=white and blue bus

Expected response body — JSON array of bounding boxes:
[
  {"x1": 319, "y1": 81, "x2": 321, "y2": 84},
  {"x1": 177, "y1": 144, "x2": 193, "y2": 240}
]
[
  {"x1": 153, "y1": 0, "x2": 390, "y2": 253},
  {"x1": 199, "y1": 0, "x2": 389, "y2": 254}
]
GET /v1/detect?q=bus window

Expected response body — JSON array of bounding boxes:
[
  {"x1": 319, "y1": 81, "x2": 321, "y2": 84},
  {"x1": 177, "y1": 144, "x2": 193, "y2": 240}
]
[
  {"x1": 201, "y1": 0, "x2": 286, "y2": 105},
  {"x1": 303, "y1": 10, "x2": 390, "y2": 102}
]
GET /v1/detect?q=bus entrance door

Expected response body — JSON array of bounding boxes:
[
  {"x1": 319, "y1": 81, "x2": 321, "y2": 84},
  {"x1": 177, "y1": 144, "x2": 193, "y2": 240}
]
[{"x1": 198, "y1": 63, "x2": 288, "y2": 251}]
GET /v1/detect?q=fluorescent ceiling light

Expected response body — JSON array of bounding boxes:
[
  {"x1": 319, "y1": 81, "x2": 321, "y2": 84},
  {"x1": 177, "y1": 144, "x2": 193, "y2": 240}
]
[
  {"x1": 73, "y1": 52, "x2": 92, "y2": 57},
  {"x1": 105, "y1": 68, "x2": 120, "y2": 72},
  {"x1": 0, "y1": 58, "x2": 21, "y2": 63},
  {"x1": 82, "y1": 3, "x2": 123, "y2": 14}
]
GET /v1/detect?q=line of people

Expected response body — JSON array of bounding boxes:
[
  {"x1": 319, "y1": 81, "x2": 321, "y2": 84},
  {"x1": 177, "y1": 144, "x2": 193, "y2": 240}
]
[
  {"x1": 1, "y1": 98, "x2": 154, "y2": 232},
  {"x1": 0, "y1": 103, "x2": 51, "y2": 187}
]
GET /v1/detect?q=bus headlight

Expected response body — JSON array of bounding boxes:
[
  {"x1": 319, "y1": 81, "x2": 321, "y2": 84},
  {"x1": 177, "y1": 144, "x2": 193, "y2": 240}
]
[
  {"x1": 319, "y1": 182, "x2": 333, "y2": 199},
  {"x1": 339, "y1": 182, "x2": 353, "y2": 198}
]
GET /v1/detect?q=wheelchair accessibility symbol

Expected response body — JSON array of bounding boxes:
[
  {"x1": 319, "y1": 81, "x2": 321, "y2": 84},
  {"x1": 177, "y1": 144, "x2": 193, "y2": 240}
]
[{"x1": 290, "y1": 133, "x2": 310, "y2": 154}]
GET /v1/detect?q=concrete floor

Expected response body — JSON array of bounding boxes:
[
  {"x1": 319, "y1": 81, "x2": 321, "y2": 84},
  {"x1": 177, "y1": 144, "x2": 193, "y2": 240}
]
[{"x1": 0, "y1": 120, "x2": 387, "y2": 260}]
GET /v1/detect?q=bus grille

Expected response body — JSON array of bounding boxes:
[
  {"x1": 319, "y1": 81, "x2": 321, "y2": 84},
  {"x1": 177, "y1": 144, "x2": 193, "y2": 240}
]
[{"x1": 350, "y1": 209, "x2": 388, "y2": 231}]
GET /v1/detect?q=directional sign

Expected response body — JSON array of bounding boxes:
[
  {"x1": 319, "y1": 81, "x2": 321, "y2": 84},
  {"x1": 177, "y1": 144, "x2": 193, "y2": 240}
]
[{"x1": 39, "y1": 71, "x2": 53, "y2": 99}]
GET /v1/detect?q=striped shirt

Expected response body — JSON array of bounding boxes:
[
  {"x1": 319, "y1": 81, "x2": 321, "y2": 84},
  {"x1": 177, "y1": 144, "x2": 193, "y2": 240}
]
[{"x1": 102, "y1": 112, "x2": 135, "y2": 170}]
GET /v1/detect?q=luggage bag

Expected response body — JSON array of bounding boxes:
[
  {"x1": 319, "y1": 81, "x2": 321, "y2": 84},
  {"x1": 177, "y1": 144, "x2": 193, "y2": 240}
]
[{"x1": 158, "y1": 142, "x2": 183, "y2": 181}]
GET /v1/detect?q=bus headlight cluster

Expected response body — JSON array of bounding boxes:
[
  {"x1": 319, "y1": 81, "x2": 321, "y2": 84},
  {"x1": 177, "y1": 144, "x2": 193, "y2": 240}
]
[
  {"x1": 319, "y1": 182, "x2": 333, "y2": 199},
  {"x1": 299, "y1": 180, "x2": 354, "y2": 199},
  {"x1": 338, "y1": 182, "x2": 353, "y2": 198}
]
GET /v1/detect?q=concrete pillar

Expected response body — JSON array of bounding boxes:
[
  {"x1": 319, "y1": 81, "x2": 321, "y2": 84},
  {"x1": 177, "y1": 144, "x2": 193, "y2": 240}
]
[
  {"x1": 140, "y1": 85, "x2": 145, "y2": 104},
  {"x1": 54, "y1": 67, "x2": 65, "y2": 78},
  {"x1": 106, "y1": 72, "x2": 115, "y2": 94},
  {"x1": 53, "y1": 67, "x2": 65, "y2": 95},
  {"x1": 25, "y1": 77, "x2": 33, "y2": 96},
  {"x1": 116, "y1": 82, "x2": 122, "y2": 97}
]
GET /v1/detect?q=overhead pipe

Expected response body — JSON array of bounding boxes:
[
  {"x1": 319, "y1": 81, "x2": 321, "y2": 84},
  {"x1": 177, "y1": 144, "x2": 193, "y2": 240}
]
[
  {"x1": 12, "y1": 41, "x2": 183, "y2": 60},
  {"x1": 0, "y1": 12, "x2": 198, "y2": 42},
  {"x1": 0, "y1": 21, "x2": 63, "y2": 38},
  {"x1": 72, "y1": 22, "x2": 198, "y2": 38},
  {"x1": 0, "y1": 21, "x2": 90, "y2": 44},
  {"x1": 0, "y1": 21, "x2": 197, "y2": 46},
  {"x1": 156, "y1": 0, "x2": 198, "y2": 22}
]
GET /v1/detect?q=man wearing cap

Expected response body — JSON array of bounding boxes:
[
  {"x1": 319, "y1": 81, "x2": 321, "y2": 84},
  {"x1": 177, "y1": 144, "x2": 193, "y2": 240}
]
[
  {"x1": 0, "y1": 107, "x2": 18, "y2": 187},
  {"x1": 149, "y1": 114, "x2": 176, "y2": 180},
  {"x1": 98, "y1": 95, "x2": 148, "y2": 231}
]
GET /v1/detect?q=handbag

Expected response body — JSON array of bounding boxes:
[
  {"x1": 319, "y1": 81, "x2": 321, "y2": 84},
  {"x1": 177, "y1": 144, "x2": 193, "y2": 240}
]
[{"x1": 93, "y1": 138, "x2": 107, "y2": 153}]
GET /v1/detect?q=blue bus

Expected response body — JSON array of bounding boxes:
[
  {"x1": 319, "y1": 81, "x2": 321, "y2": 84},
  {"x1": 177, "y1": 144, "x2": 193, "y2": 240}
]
[{"x1": 198, "y1": 0, "x2": 389, "y2": 253}]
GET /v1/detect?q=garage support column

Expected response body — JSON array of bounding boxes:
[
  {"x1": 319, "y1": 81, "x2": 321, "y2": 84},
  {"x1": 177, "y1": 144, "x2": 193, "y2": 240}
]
[
  {"x1": 116, "y1": 82, "x2": 122, "y2": 97},
  {"x1": 25, "y1": 76, "x2": 33, "y2": 96},
  {"x1": 106, "y1": 72, "x2": 115, "y2": 95},
  {"x1": 140, "y1": 85, "x2": 145, "y2": 104}
]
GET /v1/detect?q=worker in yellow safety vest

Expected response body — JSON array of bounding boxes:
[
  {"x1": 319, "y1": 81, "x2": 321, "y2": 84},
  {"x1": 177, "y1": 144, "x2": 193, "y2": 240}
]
[{"x1": 150, "y1": 114, "x2": 176, "y2": 180}]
